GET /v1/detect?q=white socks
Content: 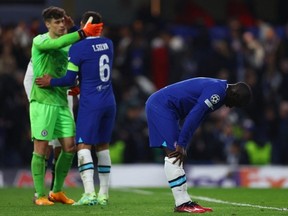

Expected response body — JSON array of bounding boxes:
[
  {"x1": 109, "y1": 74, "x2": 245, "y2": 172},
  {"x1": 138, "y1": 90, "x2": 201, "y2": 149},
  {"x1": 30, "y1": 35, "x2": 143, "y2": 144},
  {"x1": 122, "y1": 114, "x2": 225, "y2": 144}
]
[
  {"x1": 96, "y1": 149, "x2": 111, "y2": 197},
  {"x1": 164, "y1": 156, "x2": 191, "y2": 206},
  {"x1": 77, "y1": 149, "x2": 95, "y2": 194}
]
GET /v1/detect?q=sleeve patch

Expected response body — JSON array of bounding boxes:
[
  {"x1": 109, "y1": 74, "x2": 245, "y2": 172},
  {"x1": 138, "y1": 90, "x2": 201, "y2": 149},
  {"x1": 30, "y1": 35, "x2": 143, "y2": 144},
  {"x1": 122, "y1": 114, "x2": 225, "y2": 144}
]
[
  {"x1": 210, "y1": 94, "x2": 220, "y2": 104},
  {"x1": 204, "y1": 99, "x2": 214, "y2": 110},
  {"x1": 67, "y1": 61, "x2": 79, "y2": 72}
]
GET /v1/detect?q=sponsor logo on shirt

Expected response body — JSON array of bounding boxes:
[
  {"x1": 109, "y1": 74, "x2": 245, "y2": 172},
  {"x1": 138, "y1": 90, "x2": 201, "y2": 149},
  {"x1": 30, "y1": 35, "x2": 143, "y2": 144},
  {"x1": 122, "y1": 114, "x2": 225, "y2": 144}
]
[{"x1": 96, "y1": 84, "x2": 110, "y2": 91}]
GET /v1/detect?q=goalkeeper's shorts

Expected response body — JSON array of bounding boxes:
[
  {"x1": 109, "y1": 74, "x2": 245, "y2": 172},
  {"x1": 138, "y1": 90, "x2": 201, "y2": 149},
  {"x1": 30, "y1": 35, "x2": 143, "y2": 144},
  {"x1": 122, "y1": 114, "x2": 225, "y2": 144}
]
[{"x1": 30, "y1": 101, "x2": 75, "y2": 141}]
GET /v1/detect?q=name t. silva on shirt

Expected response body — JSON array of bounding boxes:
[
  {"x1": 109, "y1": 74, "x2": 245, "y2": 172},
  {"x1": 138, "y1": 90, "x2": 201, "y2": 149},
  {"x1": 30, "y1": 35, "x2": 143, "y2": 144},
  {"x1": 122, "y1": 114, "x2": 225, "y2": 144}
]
[{"x1": 92, "y1": 43, "x2": 108, "y2": 52}]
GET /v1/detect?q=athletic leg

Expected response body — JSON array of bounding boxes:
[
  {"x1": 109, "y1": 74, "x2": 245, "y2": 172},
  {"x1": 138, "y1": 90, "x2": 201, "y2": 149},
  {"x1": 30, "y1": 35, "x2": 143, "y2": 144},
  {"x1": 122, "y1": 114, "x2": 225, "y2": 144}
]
[
  {"x1": 31, "y1": 140, "x2": 54, "y2": 205},
  {"x1": 49, "y1": 141, "x2": 61, "y2": 191},
  {"x1": 49, "y1": 106, "x2": 75, "y2": 204},
  {"x1": 95, "y1": 143, "x2": 111, "y2": 205},
  {"x1": 52, "y1": 137, "x2": 75, "y2": 193},
  {"x1": 73, "y1": 143, "x2": 97, "y2": 206}
]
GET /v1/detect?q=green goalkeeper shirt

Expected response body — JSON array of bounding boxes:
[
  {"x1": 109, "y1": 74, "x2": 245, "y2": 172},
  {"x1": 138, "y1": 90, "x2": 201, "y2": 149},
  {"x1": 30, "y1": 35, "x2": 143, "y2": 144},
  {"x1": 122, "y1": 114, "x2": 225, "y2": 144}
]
[{"x1": 30, "y1": 31, "x2": 79, "y2": 106}]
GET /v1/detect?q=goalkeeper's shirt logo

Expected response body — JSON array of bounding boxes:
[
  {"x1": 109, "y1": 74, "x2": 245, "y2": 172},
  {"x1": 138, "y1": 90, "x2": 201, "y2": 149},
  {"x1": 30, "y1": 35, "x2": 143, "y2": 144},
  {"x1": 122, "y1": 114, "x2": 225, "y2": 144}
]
[{"x1": 41, "y1": 130, "x2": 48, "y2": 137}]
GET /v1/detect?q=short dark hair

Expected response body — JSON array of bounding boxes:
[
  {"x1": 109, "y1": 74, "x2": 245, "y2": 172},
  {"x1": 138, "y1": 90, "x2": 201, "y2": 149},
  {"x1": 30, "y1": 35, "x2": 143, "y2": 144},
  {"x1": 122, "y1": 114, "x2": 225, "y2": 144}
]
[
  {"x1": 42, "y1": 6, "x2": 65, "y2": 21},
  {"x1": 81, "y1": 11, "x2": 102, "y2": 24},
  {"x1": 235, "y1": 82, "x2": 252, "y2": 107}
]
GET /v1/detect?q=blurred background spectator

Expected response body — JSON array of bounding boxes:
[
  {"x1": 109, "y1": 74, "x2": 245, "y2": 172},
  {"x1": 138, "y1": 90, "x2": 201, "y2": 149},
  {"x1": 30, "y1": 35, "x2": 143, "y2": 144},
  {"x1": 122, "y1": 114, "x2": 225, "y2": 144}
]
[{"x1": 1, "y1": 0, "x2": 288, "y2": 167}]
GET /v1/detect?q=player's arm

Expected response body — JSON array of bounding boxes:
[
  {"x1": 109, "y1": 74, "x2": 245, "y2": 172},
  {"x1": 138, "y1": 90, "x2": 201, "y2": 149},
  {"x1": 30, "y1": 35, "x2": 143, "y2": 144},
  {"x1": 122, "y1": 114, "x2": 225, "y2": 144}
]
[
  {"x1": 35, "y1": 70, "x2": 77, "y2": 87},
  {"x1": 51, "y1": 69, "x2": 77, "y2": 87},
  {"x1": 168, "y1": 101, "x2": 210, "y2": 164},
  {"x1": 34, "y1": 21, "x2": 103, "y2": 51},
  {"x1": 50, "y1": 53, "x2": 79, "y2": 87},
  {"x1": 64, "y1": 14, "x2": 76, "y2": 32},
  {"x1": 66, "y1": 15, "x2": 79, "y2": 33},
  {"x1": 178, "y1": 102, "x2": 210, "y2": 148},
  {"x1": 33, "y1": 31, "x2": 81, "y2": 51},
  {"x1": 178, "y1": 85, "x2": 225, "y2": 148},
  {"x1": 23, "y1": 60, "x2": 34, "y2": 100},
  {"x1": 35, "y1": 56, "x2": 79, "y2": 87}
]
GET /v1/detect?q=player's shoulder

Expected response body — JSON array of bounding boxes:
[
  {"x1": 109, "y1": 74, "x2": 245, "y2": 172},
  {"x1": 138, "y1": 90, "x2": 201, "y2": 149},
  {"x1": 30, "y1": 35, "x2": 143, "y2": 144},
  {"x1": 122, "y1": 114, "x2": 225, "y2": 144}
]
[
  {"x1": 95, "y1": 37, "x2": 113, "y2": 46},
  {"x1": 91, "y1": 37, "x2": 114, "y2": 49},
  {"x1": 195, "y1": 77, "x2": 227, "y2": 87},
  {"x1": 33, "y1": 33, "x2": 49, "y2": 43},
  {"x1": 101, "y1": 36, "x2": 113, "y2": 42},
  {"x1": 210, "y1": 79, "x2": 227, "y2": 90},
  {"x1": 71, "y1": 37, "x2": 113, "y2": 52},
  {"x1": 205, "y1": 78, "x2": 227, "y2": 91},
  {"x1": 69, "y1": 37, "x2": 87, "y2": 51}
]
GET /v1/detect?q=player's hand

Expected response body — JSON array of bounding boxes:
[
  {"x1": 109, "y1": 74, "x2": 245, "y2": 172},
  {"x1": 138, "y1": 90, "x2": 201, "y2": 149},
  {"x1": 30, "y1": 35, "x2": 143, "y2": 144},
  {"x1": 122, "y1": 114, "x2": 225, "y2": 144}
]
[
  {"x1": 35, "y1": 74, "x2": 52, "y2": 87},
  {"x1": 68, "y1": 86, "x2": 80, "y2": 96},
  {"x1": 82, "y1": 22, "x2": 103, "y2": 37},
  {"x1": 78, "y1": 20, "x2": 103, "y2": 39},
  {"x1": 64, "y1": 15, "x2": 75, "y2": 30},
  {"x1": 168, "y1": 144, "x2": 186, "y2": 166}
]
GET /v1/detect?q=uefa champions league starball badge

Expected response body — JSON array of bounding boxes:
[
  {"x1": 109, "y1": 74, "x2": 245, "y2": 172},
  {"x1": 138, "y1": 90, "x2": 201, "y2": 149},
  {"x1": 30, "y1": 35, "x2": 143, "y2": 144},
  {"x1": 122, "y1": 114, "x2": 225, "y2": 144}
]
[{"x1": 210, "y1": 94, "x2": 220, "y2": 104}]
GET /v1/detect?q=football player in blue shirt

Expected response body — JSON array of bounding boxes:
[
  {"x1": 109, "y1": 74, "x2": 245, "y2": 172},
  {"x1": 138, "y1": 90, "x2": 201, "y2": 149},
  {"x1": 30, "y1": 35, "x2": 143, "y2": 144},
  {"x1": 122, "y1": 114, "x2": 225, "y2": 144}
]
[
  {"x1": 35, "y1": 11, "x2": 115, "y2": 206},
  {"x1": 145, "y1": 77, "x2": 252, "y2": 213}
]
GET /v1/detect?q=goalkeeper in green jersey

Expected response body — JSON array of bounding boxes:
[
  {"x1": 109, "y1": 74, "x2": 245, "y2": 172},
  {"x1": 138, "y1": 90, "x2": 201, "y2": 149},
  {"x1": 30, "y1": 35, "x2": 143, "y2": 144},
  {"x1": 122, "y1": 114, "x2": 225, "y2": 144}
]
[{"x1": 29, "y1": 6, "x2": 102, "y2": 206}]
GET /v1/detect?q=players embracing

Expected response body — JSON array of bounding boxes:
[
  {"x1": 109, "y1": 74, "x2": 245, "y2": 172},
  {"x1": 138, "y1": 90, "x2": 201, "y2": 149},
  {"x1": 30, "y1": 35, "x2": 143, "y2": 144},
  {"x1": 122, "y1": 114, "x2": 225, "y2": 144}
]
[{"x1": 36, "y1": 11, "x2": 115, "y2": 206}]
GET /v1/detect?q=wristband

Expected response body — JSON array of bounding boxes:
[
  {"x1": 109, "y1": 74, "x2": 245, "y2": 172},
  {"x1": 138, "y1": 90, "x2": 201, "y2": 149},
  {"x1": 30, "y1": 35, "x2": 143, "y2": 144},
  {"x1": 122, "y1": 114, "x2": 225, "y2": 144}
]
[{"x1": 77, "y1": 29, "x2": 86, "y2": 40}]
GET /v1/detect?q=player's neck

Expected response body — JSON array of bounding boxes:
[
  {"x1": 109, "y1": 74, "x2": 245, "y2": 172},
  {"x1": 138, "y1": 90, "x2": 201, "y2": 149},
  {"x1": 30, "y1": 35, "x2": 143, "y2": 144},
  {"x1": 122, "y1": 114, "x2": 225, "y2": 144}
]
[{"x1": 48, "y1": 32, "x2": 61, "y2": 39}]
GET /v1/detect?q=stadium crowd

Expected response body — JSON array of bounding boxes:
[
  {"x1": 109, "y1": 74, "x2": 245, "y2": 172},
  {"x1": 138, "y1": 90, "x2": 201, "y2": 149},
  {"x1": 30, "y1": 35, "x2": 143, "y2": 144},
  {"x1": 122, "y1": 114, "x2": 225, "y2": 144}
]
[{"x1": 1, "y1": 1, "x2": 288, "y2": 167}]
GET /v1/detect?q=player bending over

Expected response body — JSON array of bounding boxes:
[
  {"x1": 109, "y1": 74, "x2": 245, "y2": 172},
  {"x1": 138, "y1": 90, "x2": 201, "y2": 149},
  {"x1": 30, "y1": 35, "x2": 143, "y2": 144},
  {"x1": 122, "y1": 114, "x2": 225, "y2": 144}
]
[{"x1": 145, "y1": 77, "x2": 252, "y2": 213}]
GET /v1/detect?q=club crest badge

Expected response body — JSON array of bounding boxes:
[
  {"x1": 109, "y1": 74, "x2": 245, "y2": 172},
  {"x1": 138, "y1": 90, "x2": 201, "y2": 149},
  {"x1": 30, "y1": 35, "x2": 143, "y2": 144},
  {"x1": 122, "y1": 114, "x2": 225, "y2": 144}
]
[{"x1": 41, "y1": 130, "x2": 48, "y2": 137}]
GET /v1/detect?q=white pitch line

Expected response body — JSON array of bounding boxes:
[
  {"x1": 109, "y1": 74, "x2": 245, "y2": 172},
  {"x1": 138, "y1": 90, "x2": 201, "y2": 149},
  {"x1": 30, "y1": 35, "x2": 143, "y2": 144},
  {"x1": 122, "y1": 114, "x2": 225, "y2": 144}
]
[
  {"x1": 117, "y1": 188, "x2": 154, "y2": 195},
  {"x1": 118, "y1": 188, "x2": 288, "y2": 212},
  {"x1": 191, "y1": 195, "x2": 288, "y2": 212}
]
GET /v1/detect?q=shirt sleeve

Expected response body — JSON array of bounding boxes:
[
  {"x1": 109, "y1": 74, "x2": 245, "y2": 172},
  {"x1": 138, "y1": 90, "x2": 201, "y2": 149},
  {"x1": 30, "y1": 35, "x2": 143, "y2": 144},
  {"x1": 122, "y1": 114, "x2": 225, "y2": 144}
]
[
  {"x1": 177, "y1": 102, "x2": 210, "y2": 148},
  {"x1": 177, "y1": 84, "x2": 225, "y2": 148},
  {"x1": 68, "y1": 25, "x2": 79, "y2": 33},
  {"x1": 68, "y1": 44, "x2": 81, "y2": 67},
  {"x1": 50, "y1": 70, "x2": 77, "y2": 87},
  {"x1": 33, "y1": 31, "x2": 80, "y2": 51}
]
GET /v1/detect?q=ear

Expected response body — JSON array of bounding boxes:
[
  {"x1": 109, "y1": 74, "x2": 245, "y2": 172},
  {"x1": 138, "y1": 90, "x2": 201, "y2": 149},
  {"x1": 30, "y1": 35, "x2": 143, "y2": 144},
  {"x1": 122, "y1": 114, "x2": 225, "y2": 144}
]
[{"x1": 45, "y1": 21, "x2": 50, "y2": 29}]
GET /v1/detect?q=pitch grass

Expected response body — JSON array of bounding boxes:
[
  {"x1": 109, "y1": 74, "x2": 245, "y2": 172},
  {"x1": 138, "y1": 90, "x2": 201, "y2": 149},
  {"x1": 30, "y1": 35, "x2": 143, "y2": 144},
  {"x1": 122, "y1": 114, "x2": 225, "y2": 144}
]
[{"x1": 0, "y1": 187, "x2": 287, "y2": 216}]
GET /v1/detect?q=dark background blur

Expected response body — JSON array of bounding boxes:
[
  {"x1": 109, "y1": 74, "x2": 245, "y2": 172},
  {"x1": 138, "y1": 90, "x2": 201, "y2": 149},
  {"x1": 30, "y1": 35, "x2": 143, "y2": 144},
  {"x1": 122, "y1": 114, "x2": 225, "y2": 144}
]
[
  {"x1": 1, "y1": 0, "x2": 288, "y2": 25},
  {"x1": 1, "y1": 0, "x2": 288, "y2": 167}
]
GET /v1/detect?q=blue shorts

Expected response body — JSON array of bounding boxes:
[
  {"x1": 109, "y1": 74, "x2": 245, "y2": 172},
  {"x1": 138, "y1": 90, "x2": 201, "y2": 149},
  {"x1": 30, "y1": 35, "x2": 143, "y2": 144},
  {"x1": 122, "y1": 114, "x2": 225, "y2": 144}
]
[
  {"x1": 145, "y1": 94, "x2": 179, "y2": 151},
  {"x1": 76, "y1": 105, "x2": 116, "y2": 145}
]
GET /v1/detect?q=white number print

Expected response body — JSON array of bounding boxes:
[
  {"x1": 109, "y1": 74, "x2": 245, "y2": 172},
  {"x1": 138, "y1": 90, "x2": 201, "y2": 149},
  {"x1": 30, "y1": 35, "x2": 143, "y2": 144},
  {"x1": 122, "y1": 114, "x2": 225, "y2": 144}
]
[{"x1": 99, "y1": 54, "x2": 110, "y2": 82}]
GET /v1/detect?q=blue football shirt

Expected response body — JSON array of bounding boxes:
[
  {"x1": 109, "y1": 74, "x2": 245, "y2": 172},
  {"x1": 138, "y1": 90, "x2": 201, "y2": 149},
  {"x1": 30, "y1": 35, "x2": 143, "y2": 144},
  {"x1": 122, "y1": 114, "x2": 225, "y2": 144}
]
[
  {"x1": 146, "y1": 77, "x2": 227, "y2": 148},
  {"x1": 68, "y1": 36, "x2": 116, "y2": 109},
  {"x1": 49, "y1": 36, "x2": 116, "y2": 144}
]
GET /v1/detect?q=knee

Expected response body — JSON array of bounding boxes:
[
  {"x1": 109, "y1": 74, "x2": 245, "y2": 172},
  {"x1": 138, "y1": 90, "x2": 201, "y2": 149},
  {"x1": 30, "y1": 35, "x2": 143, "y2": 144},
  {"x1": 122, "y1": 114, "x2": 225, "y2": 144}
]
[
  {"x1": 95, "y1": 143, "x2": 109, "y2": 152},
  {"x1": 62, "y1": 144, "x2": 76, "y2": 153}
]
